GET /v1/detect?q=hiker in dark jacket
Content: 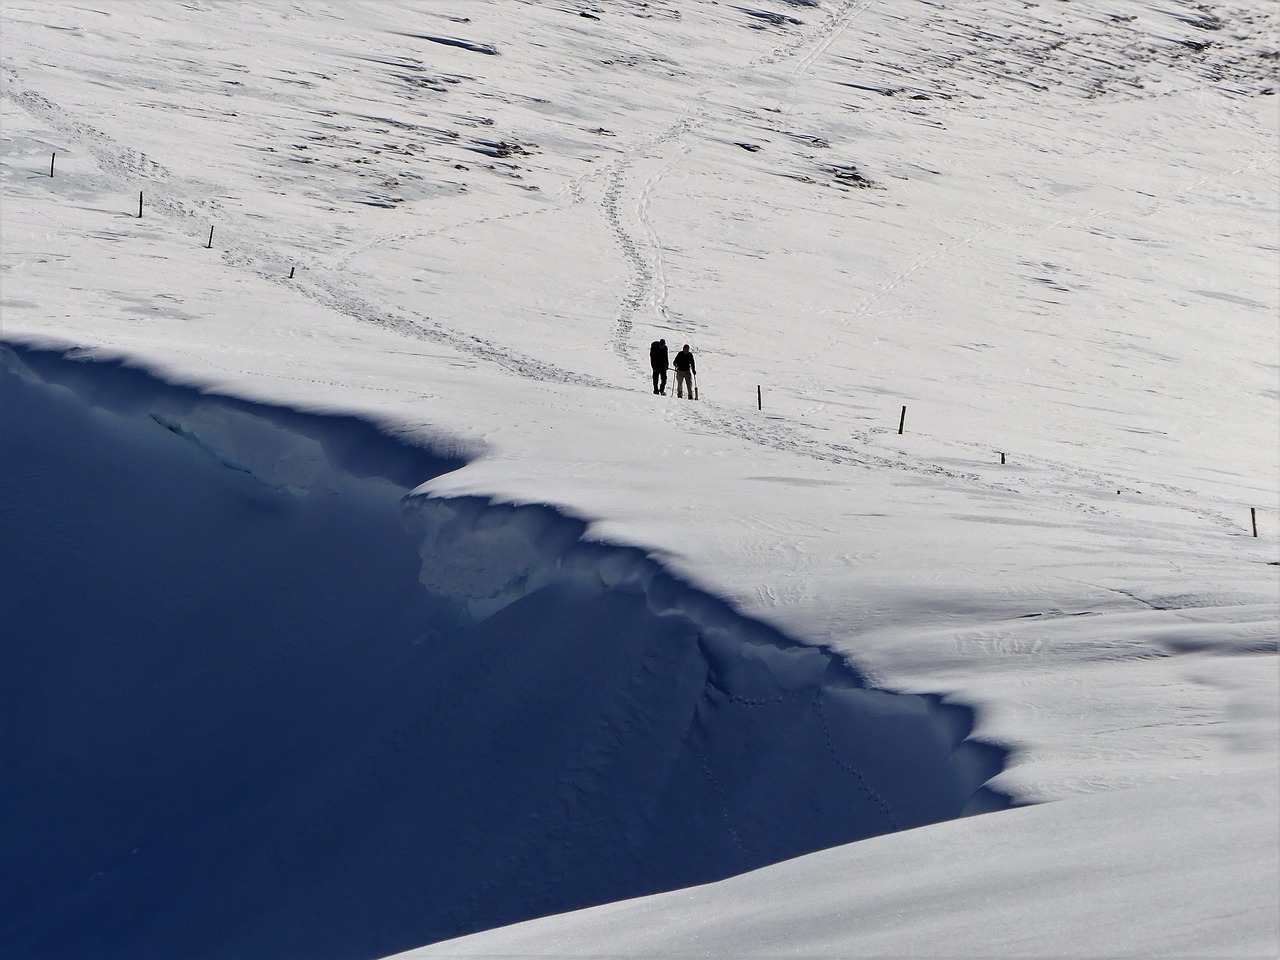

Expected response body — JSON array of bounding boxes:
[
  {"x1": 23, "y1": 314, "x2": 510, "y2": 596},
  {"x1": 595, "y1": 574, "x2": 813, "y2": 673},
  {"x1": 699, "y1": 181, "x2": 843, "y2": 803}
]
[
  {"x1": 673, "y1": 344, "x2": 695, "y2": 399},
  {"x1": 650, "y1": 338, "x2": 669, "y2": 394}
]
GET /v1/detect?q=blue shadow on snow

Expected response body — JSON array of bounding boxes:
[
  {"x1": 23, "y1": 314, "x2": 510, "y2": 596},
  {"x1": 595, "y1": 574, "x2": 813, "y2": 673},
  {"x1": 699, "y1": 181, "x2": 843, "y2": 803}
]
[{"x1": 0, "y1": 342, "x2": 1013, "y2": 960}]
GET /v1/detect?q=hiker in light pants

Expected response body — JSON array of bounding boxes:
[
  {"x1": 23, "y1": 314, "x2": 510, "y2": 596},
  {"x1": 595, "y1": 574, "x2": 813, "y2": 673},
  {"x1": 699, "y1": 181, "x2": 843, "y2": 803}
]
[{"x1": 673, "y1": 344, "x2": 696, "y2": 399}]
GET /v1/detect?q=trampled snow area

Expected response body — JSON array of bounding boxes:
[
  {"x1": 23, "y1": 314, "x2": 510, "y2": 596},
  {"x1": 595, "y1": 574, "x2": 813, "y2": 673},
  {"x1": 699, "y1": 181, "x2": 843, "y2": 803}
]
[{"x1": 0, "y1": 0, "x2": 1276, "y2": 958}]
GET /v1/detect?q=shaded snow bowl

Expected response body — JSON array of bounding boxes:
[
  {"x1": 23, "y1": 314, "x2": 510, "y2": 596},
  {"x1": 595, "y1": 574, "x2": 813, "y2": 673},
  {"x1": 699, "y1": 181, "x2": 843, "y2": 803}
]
[{"x1": 1, "y1": 343, "x2": 1010, "y2": 960}]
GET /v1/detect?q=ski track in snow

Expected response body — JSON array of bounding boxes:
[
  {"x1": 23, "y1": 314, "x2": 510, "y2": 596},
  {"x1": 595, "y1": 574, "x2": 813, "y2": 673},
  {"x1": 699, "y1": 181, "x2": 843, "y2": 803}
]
[
  {"x1": 773, "y1": 0, "x2": 878, "y2": 77},
  {"x1": 603, "y1": 114, "x2": 698, "y2": 365},
  {"x1": 0, "y1": 69, "x2": 611, "y2": 391},
  {"x1": 604, "y1": 0, "x2": 875, "y2": 368},
  {"x1": 324, "y1": 158, "x2": 600, "y2": 280}
]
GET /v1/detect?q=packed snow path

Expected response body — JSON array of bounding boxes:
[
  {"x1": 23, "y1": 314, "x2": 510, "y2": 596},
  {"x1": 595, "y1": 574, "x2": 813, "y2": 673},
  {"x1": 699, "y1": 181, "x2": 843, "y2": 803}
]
[{"x1": 1, "y1": 344, "x2": 1007, "y2": 960}]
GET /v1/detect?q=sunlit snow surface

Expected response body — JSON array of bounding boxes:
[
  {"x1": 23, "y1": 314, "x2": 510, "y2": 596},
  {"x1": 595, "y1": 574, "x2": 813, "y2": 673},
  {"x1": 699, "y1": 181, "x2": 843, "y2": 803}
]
[{"x1": 1, "y1": 0, "x2": 1277, "y2": 957}]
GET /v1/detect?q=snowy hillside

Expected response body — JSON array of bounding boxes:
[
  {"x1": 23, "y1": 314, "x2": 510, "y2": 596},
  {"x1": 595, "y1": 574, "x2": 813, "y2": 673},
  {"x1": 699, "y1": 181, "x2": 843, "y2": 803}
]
[{"x1": 1, "y1": 0, "x2": 1276, "y2": 958}]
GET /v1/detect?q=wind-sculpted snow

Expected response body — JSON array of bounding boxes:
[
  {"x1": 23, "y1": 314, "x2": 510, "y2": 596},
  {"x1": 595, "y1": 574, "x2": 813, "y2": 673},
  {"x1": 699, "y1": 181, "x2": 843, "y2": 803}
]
[{"x1": 1, "y1": 344, "x2": 1008, "y2": 960}]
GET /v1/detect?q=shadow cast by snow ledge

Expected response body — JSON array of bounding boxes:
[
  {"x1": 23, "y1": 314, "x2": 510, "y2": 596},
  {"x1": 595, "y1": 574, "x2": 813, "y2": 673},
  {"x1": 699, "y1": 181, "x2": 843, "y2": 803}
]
[{"x1": 0, "y1": 342, "x2": 1014, "y2": 960}]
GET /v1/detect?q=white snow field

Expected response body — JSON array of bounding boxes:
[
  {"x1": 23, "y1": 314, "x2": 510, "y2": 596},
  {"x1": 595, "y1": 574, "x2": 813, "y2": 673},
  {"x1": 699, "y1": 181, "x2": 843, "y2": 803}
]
[{"x1": 0, "y1": 0, "x2": 1276, "y2": 958}]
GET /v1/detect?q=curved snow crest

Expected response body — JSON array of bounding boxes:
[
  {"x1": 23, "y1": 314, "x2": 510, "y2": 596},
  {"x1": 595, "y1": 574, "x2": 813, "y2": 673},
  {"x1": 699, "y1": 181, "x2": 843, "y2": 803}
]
[
  {"x1": 403, "y1": 494, "x2": 1010, "y2": 823},
  {"x1": 2, "y1": 341, "x2": 1011, "y2": 960}
]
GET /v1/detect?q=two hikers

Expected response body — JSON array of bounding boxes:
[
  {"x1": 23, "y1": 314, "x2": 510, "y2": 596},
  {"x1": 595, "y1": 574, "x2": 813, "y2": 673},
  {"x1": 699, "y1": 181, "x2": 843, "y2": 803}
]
[{"x1": 649, "y1": 339, "x2": 697, "y2": 399}]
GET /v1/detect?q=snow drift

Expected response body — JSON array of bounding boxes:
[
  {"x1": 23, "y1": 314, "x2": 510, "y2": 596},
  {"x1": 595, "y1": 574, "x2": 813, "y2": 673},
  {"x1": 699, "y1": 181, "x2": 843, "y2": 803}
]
[{"x1": 1, "y1": 343, "x2": 1008, "y2": 960}]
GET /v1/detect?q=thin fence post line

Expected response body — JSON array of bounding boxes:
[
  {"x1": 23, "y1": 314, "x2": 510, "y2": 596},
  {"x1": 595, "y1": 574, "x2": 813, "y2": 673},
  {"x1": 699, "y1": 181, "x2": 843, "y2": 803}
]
[
  {"x1": 757, "y1": 385, "x2": 762, "y2": 411},
  {"x1": 206, "y1": 225, "x2": 214, "y2": 249},
  {"x1": 49, "y1": 152, "x2": 55, "y2": 178},
  {"x1": 138, "y1": 191, "x2": 143, "y2": 218},
  {"x1": 288, "y1": 266, "x2": 295, "y2": 279},
  {"x1": 1000, "y1": 451, "x2": 1006, "y2": 464},
  {"x1": 1251, "y1": 507, "x2": 1258, "y2": 538},
  {"x1": 897, "y1": 405, "x2": 906, "y2": 435}
]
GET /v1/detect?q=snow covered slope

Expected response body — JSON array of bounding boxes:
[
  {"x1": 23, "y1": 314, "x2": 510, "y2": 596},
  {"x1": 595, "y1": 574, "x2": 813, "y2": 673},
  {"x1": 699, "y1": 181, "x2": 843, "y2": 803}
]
[
  {"x1": 2, "y1": 343, "x2": 1006, "y2": 958},
  {"x1": 1, "y1": 0, "x2": 1277, "y2": 957}
]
